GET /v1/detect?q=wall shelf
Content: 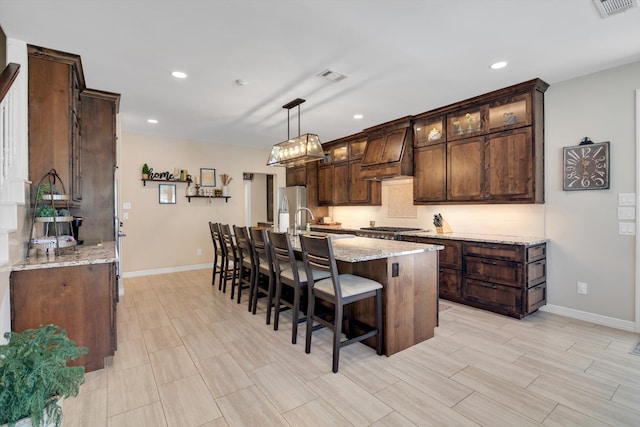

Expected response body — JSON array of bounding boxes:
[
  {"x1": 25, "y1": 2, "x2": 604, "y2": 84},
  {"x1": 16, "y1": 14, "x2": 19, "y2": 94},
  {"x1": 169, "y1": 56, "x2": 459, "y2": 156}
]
[
  {"x1": 186, "y1": 195, "x2": 231, "y2": 203},
  {"x1": 142, "y1": 178, "x2": 191, "y2": 186}
]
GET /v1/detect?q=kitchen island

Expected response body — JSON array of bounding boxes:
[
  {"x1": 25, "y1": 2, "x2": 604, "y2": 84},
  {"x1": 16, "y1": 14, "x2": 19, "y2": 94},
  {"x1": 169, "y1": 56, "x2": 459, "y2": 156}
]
[
  {"x1": 11, "y1": 242, "x2": 118, "y2": 372},
  {"x1": 291, "y1": 235, "x2": 443, "y2": 356}
]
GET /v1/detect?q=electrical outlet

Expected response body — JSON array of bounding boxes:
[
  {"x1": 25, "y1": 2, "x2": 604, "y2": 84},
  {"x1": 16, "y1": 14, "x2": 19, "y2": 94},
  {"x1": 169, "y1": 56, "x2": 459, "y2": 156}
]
[
  {"x1": 197, "y1": 248, "x2": 202, "y2": 256},
  {"x1": 123, "y1": 202, "x2": 132, "y2": 210},
  {"x1": 577, "y1": 281, "x2": 588, "y2": 295},
  {"x1": 122, "y1": 212, "x2": 129, "y2": 220}
]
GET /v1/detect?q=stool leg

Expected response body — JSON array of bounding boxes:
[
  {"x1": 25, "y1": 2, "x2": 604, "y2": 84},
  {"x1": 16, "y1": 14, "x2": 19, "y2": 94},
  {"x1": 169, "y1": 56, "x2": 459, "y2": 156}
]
[
  {"x1": 273, "y1": 279, "x2": 282, "y2": 331},
  {"x1": 332, "y1": 303, "x2": 343, "y2": 373},
  {"x1": 291, "y1": 285, "x2": 301, "y2": 344},
  {"x1": 305, "y1": 292, "x2": 315, "y2": 354},
  {"x1": 376, "y1": 289, "x2": 383, "y2": 356}
]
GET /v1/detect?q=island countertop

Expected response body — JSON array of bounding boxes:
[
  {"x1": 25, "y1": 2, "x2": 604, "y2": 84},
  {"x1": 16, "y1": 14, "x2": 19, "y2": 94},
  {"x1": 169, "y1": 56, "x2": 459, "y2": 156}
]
[
  {"x1": 399, "y1": 231, "x2": 547, "y2": 246},
  {"x1": 12, "y1": 241, "x2": 117, "y2": 271},
  {"x1": 290, "y1": 234, "x2": 443, "y2": 263}
]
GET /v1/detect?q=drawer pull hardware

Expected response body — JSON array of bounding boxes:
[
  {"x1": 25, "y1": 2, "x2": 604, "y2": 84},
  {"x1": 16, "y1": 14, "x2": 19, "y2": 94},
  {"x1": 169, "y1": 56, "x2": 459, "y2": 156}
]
[
  {"x1": 481, "y1": 283, "x2": 498, "y2": 289},
  {"x1": 481, "y1": 260, "x2": 498, "y2": 265}
]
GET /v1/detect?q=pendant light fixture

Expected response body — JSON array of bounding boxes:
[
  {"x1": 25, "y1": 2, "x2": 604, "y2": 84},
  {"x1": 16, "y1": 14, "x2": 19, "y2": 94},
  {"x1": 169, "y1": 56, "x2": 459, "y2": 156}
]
[{"x1": 267, "y1": 98, "x2": 324, "y2": 167}]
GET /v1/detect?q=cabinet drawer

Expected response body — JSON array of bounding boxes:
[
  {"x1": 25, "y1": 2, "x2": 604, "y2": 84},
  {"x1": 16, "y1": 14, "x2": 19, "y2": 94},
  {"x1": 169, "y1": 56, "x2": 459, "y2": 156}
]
[
  {"x1": 527, "y1": 259, "x2": 546, "y2": 287},
  {"x1": 439, "y1": 267, "x2": 461, "y2": 300},
  {"x1": 463, "y1": 278, "x2": 521, "y2": 314},
  {"x1": 526, "y1": 244, "x2": 546, "y2": 263},
  {"x1": 463, "y1": 242, "x2": 523, "y2": 262},
  {"x1": 416, "y1": 238, "x2": 461, "y2": 269},
  {"x1": 527, "y1": 282, "x2": 546, "y2": 313},
  {"x1": 464, "y1": 256, "x2": 522, "y2": 288}
]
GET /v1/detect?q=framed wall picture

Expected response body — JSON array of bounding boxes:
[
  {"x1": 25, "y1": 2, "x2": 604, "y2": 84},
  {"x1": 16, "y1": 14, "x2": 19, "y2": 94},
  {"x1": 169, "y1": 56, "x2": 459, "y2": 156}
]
[
  {"x1": 159, "y1": 184, "x2": 176, "y2": 204},
  {"x1": 563, "y1": 141, "x2": 610, "y2": 191},
  {"x1": 200, "y1": 168, "x2": 216, "y2": 187}
]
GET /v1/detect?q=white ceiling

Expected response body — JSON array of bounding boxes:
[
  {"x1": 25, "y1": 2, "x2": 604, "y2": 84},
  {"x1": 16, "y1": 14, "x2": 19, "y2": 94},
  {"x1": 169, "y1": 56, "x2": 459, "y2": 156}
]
[{"x1": 1, "y1": 0, "x2": 640, "y2": 150}]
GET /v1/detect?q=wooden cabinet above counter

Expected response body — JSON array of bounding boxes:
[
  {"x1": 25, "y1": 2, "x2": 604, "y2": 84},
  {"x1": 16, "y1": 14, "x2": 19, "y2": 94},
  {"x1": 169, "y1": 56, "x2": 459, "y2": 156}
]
[
  {"x1": 413, "y1": 79, "x2": 548, "y2": 204},
  {"x1": 360, "y1": 117, "x2": 413, "y2": 181}
]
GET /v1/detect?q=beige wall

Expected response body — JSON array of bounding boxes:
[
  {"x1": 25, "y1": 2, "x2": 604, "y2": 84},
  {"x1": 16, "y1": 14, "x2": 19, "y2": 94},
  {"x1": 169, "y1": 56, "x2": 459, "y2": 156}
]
[
  {"x1": 119, "y1": 132, "x2": 284, "y2": 274},
  {"x1": 545, "y1": 61, "x2": 640, "y2": 322}
]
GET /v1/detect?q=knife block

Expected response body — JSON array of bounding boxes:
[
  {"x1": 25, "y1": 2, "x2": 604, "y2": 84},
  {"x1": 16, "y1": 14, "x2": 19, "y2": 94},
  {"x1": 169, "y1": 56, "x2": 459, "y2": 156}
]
[{"x1": 436, "y1": 219, "x2": 453, "y2": 234}]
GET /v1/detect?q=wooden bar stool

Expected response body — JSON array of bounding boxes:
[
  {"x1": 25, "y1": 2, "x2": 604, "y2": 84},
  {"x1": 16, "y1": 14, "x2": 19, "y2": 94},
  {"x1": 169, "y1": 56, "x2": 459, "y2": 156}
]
[
  {"x1": 249, "y1": 227, "x2": 276, "y2": 323},
  {"x1": 300, "y1": 235, "x2": 383, "y2": 373},
  {"x1": 233, "y1": 225, "x2": 254, "y2": 305},
  {"x1": 268, "y1": 231, "x2": 331, "y2": 344},
  {"x1": 208, "y1": 222, "x2": 225, "y2": 287},
  {"x1": 219, "y1": 224, "x2": 240, "y2": 297}
]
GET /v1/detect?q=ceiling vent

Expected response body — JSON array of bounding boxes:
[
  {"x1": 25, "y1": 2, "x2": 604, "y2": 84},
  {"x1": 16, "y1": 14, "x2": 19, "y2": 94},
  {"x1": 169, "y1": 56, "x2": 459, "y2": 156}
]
[
  {"x1": 317, "y1": 68, "x2": 348, "y2": 83},
  {"x1": 593, "y1": 0, "x2": 638, "y2": 17}
]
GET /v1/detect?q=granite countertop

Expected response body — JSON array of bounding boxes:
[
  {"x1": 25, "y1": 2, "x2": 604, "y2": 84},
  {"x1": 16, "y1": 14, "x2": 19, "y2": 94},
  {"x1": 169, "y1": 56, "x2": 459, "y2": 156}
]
[
  {"x1": 290, "y1": 235, "x2": 443, "y2": 263},
  {"x1": 12, "y1": 241, "x2": 117, "y2": 271},
  {"x1": 311, "y1": 225, "x2": 546, "y2": 246},
  {"x1": 400, "y1": 231, "x2": 547, "y2": 246}
]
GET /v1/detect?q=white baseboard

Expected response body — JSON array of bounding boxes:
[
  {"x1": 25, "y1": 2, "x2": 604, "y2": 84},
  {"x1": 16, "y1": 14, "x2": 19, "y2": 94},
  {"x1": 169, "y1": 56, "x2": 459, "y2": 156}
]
[
  {"x1": 540, "y1": 304, "x2": 635, "y2": 332},
  {"x1": 122, "y1": 263, "x2": 212, "y2": 278}
]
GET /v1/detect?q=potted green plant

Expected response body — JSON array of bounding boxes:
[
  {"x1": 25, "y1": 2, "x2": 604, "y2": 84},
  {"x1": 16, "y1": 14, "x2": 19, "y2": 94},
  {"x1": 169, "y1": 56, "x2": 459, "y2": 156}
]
[
  {"x1": 141, "y1": 163, "x2": 150, "y2": 179},
  {"x1": 0, "y1": 324, "x2": 88, "y2": 427}
]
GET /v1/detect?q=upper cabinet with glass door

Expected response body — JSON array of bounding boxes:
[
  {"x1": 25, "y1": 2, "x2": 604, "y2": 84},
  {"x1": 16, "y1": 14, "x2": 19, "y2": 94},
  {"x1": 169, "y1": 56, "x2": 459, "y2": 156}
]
[
  {"x1": 487, "y1": 93, "x2": 531, "y2": 132},
  {"x1": 414, "y1": 115, "x2": 445, "y2": 147},
  {"x1": 447, "y1": 106, "x2": 487, "y2": 141}
]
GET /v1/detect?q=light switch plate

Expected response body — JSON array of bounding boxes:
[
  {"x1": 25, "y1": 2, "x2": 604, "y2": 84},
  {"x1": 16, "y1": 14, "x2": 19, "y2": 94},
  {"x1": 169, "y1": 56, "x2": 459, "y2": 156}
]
[
  {"x1": 618, "y1": 207, "x2": 635, "y2": 220},
  {"x1": 123, "y1": 202, "x2": 132, "y2": 210},
  {"x1": 619, "y1": 222, "x2": 636, "y2": 235},
  {"x1": 619, "y1": 193, "x2": 636, "y2": 206}
]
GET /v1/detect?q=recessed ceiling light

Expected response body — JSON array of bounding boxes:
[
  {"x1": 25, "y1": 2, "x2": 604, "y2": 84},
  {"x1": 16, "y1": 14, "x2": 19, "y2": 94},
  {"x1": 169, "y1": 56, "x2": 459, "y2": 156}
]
[
  {"x1": 147, "y1": 119, "x2": 158, "y2": 124},
  {"x1": 353, "y1": 114, "x2": 363, "y2": 119},
  {"x1": 235, "y1": 79, "x2": 248, "y2": 86},
  {"x1": 490, "y1": 61, "x2": 508, "y2": 70},
  {"x1": 171, "y1": 71, "x2": 187, "y2": 79}
]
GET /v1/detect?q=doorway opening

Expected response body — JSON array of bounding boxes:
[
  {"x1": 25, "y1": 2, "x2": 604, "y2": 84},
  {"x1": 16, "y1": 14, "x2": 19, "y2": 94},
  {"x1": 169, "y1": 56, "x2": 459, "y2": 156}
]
[{"x1": 243, "y1": 172, "x2": 275, "y2": 227}]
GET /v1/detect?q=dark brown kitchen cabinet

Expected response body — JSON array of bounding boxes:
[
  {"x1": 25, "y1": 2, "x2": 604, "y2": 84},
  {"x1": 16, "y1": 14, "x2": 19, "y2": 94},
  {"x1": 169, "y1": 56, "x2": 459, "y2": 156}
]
[
  {"x1": 413, "y1": 78, "x2": 548, "y2": 204},
  {"x1": 11, "y1": 262, "x2": 117, "y2": 372},
  {"x1": 286, "y1": 165, "x2": 306, "y2": 186},
  {"x1": 318, "y1": 134, "x2": 381, "y2": 206},
  {"x1": 462, "y1": 241, "x2": 546, "y2": 318},
  {"x1": 414, "y1": 144, "x2": 447, "y2": 202},
  {"x1": 360, "y1": 117, "x2": 413, "y2": 180},
  {"x1": 447, "y1": 136, "x2": 484, "y2": 201},
  {"x1": 28, "y1": 45, "x2": 86, "y2": 204},
  {"x1": 400, "y1": 235, "x2": 546, "y2": 318},
  {"x1": 79, "y1": 89, "x2": 120, "y2": 243}
]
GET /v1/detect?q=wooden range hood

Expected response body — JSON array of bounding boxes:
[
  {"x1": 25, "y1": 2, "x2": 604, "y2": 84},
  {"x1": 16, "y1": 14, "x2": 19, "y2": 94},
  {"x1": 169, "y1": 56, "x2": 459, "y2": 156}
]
[{"x1": 360, "y1": 116, "x2": 413, "y2": 181}]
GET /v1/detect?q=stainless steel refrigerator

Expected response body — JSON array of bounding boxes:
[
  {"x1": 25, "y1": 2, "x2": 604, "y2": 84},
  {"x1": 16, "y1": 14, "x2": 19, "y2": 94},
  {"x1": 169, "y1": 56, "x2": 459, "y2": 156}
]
[{"x1": 278, "y1": 186, "x2": 308, "y2": 231}]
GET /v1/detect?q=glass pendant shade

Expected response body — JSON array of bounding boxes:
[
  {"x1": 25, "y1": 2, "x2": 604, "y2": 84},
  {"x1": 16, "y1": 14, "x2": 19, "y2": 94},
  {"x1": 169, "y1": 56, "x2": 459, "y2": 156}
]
[{"x1": 267, "y1": 133, "x2": 324, "y2": 166}]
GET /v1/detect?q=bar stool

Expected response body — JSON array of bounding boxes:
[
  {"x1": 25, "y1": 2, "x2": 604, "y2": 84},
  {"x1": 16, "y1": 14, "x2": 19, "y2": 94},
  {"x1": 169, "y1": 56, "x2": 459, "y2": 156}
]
[
  {"x1": 249, "y1": 227, "x2": 275, "y2": 323},
  {"x1": 233, "y1": 225, "x2": 254, "y2": 305},
  {"x1": 268, "y1": 231, "x2": 331, "y2": 344},
  {"x1": 209, "y1": 222, "x2": 225, "y2": 287},
  {"x1": 219, "y1": 224, "x2": 240, "y2": 297},
  {"x1": 299, "y1": 234, "x2": 383, "y2": 373}
]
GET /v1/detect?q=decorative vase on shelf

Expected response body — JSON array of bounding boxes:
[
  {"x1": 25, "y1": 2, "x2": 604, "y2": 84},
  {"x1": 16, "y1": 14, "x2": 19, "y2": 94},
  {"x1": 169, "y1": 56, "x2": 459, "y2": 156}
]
[{"x1": 222, "y1": 186, "x2": 229, "y2": 197}]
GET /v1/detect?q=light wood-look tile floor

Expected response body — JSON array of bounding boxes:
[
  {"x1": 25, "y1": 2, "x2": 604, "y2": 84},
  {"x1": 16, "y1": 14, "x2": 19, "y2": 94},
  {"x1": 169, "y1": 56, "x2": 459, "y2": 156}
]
[{"x1": 61, "y1": 269, "x2": 640, "y2": 427}]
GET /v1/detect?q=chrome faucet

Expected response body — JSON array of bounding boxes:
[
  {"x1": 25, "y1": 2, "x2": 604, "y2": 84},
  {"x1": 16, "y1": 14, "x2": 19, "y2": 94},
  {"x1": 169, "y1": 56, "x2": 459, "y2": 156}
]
[{"x1": 293, "y1": 207, "x2": 315, "y2": 236}]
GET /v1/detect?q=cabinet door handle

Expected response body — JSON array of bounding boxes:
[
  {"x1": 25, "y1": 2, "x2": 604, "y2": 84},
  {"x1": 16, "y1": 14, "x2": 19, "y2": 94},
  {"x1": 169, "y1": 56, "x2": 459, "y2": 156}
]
[
  {"x1": 481, "y1": 260, "x2": 498, "y2": 265},
  {"x1": 481, "y1": 283, "x2": 498, "y2": 289}
]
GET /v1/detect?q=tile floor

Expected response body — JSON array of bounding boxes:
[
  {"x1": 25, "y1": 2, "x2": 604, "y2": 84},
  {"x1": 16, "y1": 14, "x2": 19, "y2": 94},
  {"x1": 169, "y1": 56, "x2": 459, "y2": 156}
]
[{"x1": 61, "y1": 269, "x2": 640, "y2": 426}]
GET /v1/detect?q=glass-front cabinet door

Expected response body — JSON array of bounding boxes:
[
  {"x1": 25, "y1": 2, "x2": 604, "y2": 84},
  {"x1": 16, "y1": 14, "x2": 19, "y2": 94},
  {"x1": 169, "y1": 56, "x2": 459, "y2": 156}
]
[
  {"x1": 414, "y1": 115, "x2": 445, "y2": 147},
  {"x1": 487, "y1": 93, "x2": 531, "y2": 132},
  {"x1": 349, "y1": 139, "x2": 367, "y2": 159},
  {"x1": 447, "y1": 106, "x2": 487, "y2": 141}
]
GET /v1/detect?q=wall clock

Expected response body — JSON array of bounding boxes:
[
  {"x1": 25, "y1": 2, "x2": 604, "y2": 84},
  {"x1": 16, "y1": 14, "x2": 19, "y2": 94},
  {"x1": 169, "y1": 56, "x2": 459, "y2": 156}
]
[{"x1": 563, "y1": 141, "x2": 610, "y2": 191}]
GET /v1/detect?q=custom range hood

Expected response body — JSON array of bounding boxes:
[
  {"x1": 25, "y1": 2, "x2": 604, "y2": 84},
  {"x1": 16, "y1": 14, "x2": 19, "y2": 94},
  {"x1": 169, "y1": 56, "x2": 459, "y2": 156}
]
[
  {"x1": 360, "y1": 116, "x2": 413, "y2": 180},
  {"x1": 267, "y1": 98, "x2": 324, "y2": 167}
]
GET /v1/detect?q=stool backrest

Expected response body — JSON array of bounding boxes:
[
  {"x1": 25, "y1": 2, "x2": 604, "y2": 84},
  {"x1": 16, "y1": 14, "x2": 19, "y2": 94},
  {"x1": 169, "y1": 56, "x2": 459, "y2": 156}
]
[
  {"x1": 268, "y1": 231, "x2": 299, "y2": 282},
  {"x1": 220, "y1": 224, "x2": 238, "y2": 260},
  {"x1": 233, "y1": 225, "x2": 253, "y2": 264},
  {"x1": 249, "y1": 227, "x2": 272, "y2": 272},
  {"x1": 299, "y1": 235, "x2": 341, "y2": 298},
  {"x1": 211, "y1": 222, "x2": 225, "y2": 257}
]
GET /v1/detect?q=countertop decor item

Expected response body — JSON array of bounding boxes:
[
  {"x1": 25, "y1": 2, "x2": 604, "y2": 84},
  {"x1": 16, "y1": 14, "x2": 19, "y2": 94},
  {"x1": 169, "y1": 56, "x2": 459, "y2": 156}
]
[
  {"x1": 0, "y1": 324, "x2": 88, "y2": 427},
  {"x1": 563, "y1": 138, "x2": 610, "y2": 191}
]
